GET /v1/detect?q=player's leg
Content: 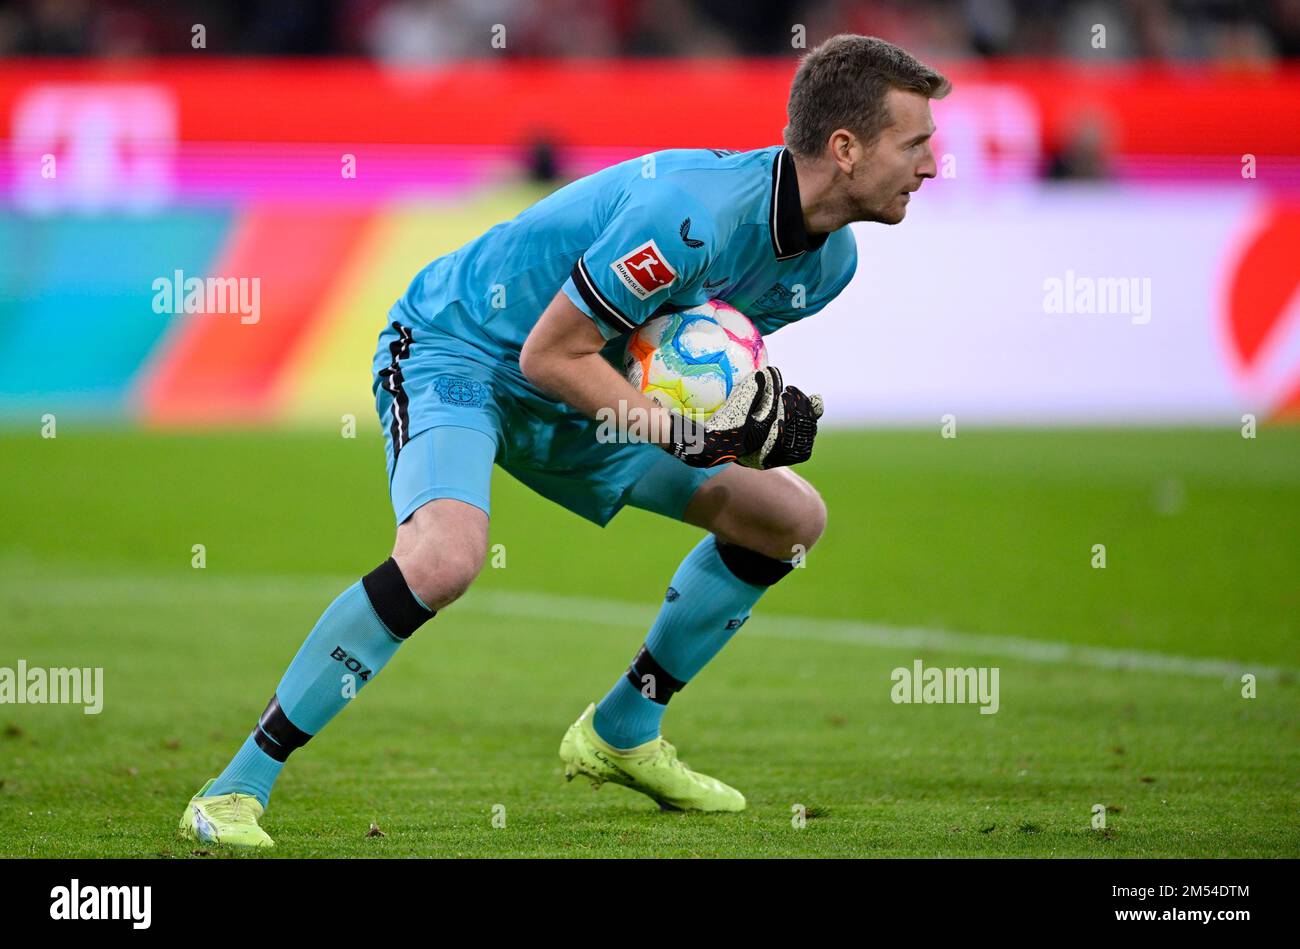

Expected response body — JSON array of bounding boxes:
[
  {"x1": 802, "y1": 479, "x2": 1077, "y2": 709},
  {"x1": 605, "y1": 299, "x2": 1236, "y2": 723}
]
[
  {"x1": 242, "y1": 493, "x2": 489, "y2": 767},
  {"x1": 182, "y1": 433, "x2": 492, "y2": 846},
  {"x1": 543, "y1": 436, "x2": 823, "y2": 811},
  {"x1": 181, "y1": 324, "x2": 501, "y2": 846},
  {"x1": 214, "y1": 486, "x2": 488, "y2": 792},
  {"x1": 496, "y1": 393, "x2": 822, "y2": 811},
  {"x1": 589, "y1": 461, "x2": 825, "y2": 754}
]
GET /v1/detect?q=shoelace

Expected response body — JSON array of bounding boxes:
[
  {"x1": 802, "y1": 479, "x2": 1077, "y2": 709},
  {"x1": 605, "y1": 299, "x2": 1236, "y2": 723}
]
[
  {"x1": 660, "y1": 740, "x2": 689, "y2": 771},
  {"x1": 217, "y1": 793, "x2": 253, "y2": 823}
]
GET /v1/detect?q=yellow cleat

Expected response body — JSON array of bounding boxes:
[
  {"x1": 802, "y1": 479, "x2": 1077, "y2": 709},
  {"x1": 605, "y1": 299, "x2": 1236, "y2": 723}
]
[
  {"x1": 559, "y1": 703, "x2": 745, "y2": 812},
  {"x1": 178, "y1": 778, "x2": 275, "y2": 848}
]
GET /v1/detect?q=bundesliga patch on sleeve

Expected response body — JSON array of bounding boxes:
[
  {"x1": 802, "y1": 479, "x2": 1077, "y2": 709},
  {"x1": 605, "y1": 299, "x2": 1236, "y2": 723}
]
[{"x1": 610, "y1": 239, "x2": 677, "y2": 300}]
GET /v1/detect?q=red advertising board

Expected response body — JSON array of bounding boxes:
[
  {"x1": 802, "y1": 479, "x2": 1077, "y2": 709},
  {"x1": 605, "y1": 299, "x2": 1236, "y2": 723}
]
[{"x1": 1, "y1": 58, "x2": 1297, "y2": 155}]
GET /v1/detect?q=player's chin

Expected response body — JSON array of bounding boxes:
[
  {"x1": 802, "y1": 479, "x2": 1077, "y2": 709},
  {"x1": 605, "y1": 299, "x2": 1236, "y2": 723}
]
[
  {"x1": 861, "y1": 198, "x2": 909, "y2": 225},
  {"x1": 878, "y1": 204, "x2": 908, "y2": 225},
  {"x1": 880, "y1": 193, "x2": 913, "y2": 224}
]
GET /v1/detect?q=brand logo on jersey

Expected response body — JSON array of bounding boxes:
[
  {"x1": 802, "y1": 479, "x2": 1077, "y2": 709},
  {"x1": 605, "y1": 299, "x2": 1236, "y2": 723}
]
[
  {"x1": 703, "y1": 277, "x2": 729, "y2": 290},
  {"x1": 679, "y1": 218, "x2": 704, "y2": 248},
  {"x1": 612, "y1": 239, "x2": 677, "y2": 301}
]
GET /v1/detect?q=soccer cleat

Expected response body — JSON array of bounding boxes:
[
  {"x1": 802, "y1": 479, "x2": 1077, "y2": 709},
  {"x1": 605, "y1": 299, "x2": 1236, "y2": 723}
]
[
  {"x1": 178, "y1": 778, "x2": 275, "y2": 848},
  {"x1": 559, "y1": 702, "x2": 745, "y2": 812}
]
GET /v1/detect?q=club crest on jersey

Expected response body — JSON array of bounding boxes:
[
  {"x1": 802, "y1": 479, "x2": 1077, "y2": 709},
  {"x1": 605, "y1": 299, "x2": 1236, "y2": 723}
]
[
  {"x1": 611, "y1": 239, "x2": 677, "y2": 300},
  {"x1": 431, "y1": 374, "x2": 488, "y2": 408}
]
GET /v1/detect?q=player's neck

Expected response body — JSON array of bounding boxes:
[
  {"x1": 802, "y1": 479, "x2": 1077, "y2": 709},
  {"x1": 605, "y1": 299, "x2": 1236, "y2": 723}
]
[{"x1": 790, "y1": 152, "x2": 848, "y2": 235}]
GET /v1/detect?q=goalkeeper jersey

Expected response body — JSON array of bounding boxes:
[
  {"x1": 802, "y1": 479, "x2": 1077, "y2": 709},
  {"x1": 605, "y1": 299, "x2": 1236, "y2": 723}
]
[{"x1": 389, "y1": 145, "x2": 858, "y2": 371}]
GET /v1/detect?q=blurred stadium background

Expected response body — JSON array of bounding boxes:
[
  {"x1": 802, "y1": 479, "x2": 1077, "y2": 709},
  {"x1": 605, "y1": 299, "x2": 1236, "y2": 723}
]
[
  {"x1": 1, "y1": 1, "x2": 1297, "y2": 858},
  {"x1": 1, "y1": 0, "x2": 1299, "y2": 426}
]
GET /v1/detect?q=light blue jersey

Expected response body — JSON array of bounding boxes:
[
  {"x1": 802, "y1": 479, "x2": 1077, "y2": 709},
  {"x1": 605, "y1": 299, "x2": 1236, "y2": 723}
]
[
  {"x1": 391, "y1": 146, "x2": 857, "y2": 367},
  {"x1": 374, "y1": 145, "x2": 858, "y2": 528}
]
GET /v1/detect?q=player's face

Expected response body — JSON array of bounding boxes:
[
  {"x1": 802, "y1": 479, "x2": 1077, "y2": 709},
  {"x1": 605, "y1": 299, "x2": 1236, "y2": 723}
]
[{"x1": 851, "y1": 89, "x2": 937, "y2": 225}]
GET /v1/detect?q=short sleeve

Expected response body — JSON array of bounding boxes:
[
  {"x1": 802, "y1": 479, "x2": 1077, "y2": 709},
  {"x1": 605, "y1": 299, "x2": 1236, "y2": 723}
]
[{"x1": 561, "y1": 187, "x2": 715, "y2": 340}]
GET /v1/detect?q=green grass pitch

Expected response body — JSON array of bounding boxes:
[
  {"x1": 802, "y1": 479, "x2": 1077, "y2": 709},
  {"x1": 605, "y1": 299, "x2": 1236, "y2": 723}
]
[{"x1": 1, "y1": 426, "x2": 1297, "y2": 857}]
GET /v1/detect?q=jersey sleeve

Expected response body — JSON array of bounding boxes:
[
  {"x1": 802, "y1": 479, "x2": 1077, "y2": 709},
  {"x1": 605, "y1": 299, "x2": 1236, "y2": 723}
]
[{"x1": 561, "y1": 186, "x2": 715, "y2": 340}]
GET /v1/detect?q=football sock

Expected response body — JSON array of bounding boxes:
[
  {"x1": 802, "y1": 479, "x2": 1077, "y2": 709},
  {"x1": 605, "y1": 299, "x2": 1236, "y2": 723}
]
[
  {"x1": 593, "y1": 535, "x2": 795, "y2": 750},
  {"x1": 208, "y1": 558, "x2": 433, "y2": 807}
]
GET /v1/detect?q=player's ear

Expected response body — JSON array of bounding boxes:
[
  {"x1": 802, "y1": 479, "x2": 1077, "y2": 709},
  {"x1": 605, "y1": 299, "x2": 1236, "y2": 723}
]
[{"x1": 828, "y1": 129, "x2": 859, "y2": 173}]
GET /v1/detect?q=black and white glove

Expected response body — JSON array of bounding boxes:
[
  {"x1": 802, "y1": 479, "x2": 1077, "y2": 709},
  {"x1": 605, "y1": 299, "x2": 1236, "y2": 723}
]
[{"x1": 664, "y1": 366, "x2": 824, "y2": 469}]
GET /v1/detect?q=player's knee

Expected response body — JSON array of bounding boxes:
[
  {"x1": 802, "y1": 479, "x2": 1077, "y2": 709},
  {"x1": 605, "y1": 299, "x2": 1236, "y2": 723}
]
[
  {"x1": 737, "y1": 482, "x2": 826, "y2": 561},
  {"x1": 392, "y1": 499, "x2": 490, "y2": 610},
  {"x1": 398, "y1": 541, "x2": 484, "y2": 611},
  {"x1": 432, "y1": 551, "x2": 483, "y2": 607},
  {"x1": 705, "y1": 472, "x2": 827, "y2": 561},
  {"x1": 777, "y1": 484, "x2": 827, "y2": 556}
]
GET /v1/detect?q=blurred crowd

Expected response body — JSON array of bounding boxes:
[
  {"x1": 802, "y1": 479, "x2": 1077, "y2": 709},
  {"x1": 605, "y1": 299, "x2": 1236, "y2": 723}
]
[{"x1": 1, "y1": 0, "x2": 1296, "y2": 62}]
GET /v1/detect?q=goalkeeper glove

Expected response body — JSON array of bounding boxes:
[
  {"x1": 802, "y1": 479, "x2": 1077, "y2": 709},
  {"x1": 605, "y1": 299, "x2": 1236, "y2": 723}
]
[{"x1": 664, "y1": 366, "x2": 824, "y2": 469}]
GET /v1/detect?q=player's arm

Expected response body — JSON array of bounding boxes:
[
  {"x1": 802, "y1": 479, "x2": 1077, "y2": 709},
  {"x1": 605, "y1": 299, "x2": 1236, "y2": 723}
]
[
  {"x1": 521, "y1": 290, "x2": 820, "y2": 469},
  {"x1": 520, "y1": 290, "x2": 677, "y2": 447},
  {"x1": 521, "y1": 290, "x2": 745, "y2": 466},
  {"x1": 521, "y1": 183, "x2": 821, "y2": 467}
]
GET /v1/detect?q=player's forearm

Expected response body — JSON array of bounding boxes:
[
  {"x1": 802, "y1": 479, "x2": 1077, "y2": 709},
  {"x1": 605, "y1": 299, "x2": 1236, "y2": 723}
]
[
  {"x1": 521, "y1": 290, "x2": 682, "y2": 447},
  {"x1": 523, "y1": 349, "x2": 678, "y2": 447}
]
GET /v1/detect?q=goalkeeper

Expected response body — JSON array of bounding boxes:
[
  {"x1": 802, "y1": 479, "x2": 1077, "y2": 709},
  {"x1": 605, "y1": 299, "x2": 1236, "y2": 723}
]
[{"x1": 180, "y1": 34, "x2": 948, "y2": 846}]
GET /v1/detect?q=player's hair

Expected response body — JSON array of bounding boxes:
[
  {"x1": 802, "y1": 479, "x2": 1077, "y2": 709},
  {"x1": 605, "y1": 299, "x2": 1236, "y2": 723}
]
[{"x1": 784, "y1": 34, "x2": 951, "y2": 158}]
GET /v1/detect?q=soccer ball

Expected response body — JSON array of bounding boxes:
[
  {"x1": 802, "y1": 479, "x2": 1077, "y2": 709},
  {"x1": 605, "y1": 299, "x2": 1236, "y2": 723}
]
[{"x1": 623, "y1": 300, "x2": 768, "y2": 421}]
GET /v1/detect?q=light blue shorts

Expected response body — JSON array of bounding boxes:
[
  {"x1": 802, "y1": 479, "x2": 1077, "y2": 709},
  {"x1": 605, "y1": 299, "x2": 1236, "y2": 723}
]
[{"x1": 373, "y1": 319, "x2": 726, "y2": 527}]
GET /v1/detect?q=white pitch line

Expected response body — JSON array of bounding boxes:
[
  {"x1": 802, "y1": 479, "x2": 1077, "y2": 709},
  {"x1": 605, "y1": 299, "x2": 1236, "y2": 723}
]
[
  {"x1": 456, "y1": 589, "x2": 1296, "y2": 684},
  {"x1": 2, "y1": 572, "x2": 1293, "y2": 683}
]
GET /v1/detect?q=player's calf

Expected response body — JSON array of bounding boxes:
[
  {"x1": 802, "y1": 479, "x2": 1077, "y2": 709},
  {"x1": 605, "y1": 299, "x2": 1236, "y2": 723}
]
[
  {"x1": 184, "y1": 541, "x2": 442, "y2": 839},
  {"x1": 580, "y1": 463, "x2": 825, "y2": 764},
  {"x1": 189, "y1": 500, "x2": 490, "y2": 831}
]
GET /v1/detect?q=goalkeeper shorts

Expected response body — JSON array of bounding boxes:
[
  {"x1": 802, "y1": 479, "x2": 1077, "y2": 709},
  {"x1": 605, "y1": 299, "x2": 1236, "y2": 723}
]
[{"x1": 373, "y1": 318, "x2": 727, "y2": 527}]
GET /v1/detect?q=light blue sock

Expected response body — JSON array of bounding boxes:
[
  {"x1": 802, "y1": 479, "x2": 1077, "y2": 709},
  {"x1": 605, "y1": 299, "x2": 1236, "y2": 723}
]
[
  {"x1": 594, "y1": 535, "x2": 783, "y2": 749},
  {"x1": 209, "y1": 560, "x2": 432, "y2": 807},
  {"x1": 208, "y1": 731, "x2": 284, "y2": 806}
]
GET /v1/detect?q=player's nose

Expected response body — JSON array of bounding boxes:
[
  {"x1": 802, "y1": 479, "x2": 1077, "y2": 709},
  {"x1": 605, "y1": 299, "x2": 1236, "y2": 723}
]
[{"x1": 917, "y1": 145, "x2": 938, "y2": 179}]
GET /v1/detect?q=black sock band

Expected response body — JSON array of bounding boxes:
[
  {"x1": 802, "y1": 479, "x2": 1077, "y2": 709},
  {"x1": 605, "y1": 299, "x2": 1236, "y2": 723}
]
[
  {"x1": 624, "y1": 644, "x2": 687, "y2": 706},
  {"x1": 252, "y1": 694, "x2": 311, "y2": 763},
  {"x1": 714, "y1": 537, "x2": 796, "y2": 587},
  {"x1": 362, "y1": 557, "x2": 434, "y2": 641}
]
